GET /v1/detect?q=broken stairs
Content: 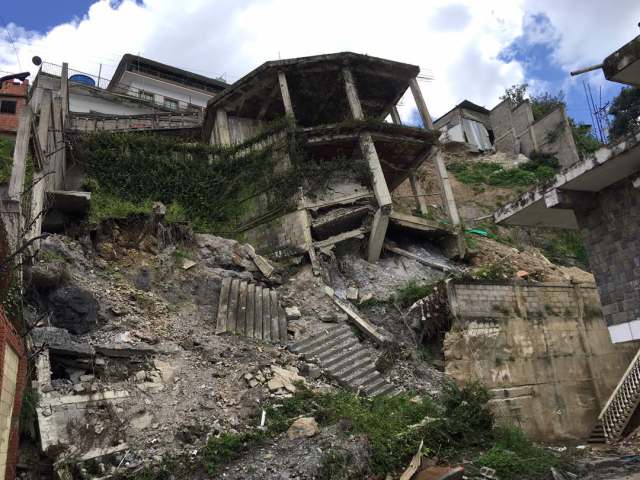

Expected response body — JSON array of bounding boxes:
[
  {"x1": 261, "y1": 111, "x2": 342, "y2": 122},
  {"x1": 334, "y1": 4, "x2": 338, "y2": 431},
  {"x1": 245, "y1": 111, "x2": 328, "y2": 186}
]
[{"x1": 290, "y1": 324, "x2": 399, "y2": 396}]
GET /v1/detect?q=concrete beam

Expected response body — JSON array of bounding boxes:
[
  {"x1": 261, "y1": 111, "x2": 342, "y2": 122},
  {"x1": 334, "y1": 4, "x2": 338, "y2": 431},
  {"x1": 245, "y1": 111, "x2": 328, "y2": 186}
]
[
  {"x1": 543, "y1": 189, "x2": 597, "y2": 211},
  {"x1": 343, "y1": 67, "x2": 364, "y2": 120},
  {"x1": 390, "y1": 106, "x2": 402, "y2": 125},
  {"x1": 278, "y1": 71, "x2": 295, "y2": 120},
  {"x1": 409, "y1": 77, "x2": 433, "y2": 130},
  {"x1": 367, "y1": 208, "x2": 390, "y2": 263}
]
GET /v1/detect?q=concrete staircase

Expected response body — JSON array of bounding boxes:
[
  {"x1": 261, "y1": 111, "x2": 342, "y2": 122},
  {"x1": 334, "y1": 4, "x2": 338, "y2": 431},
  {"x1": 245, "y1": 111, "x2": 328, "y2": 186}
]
[
  {"x1": 290, "y1": 324, "x2": 399, "y2": 396},
  {"x1": 598, "y1": 348, "x2": 640, "y2": 442}
]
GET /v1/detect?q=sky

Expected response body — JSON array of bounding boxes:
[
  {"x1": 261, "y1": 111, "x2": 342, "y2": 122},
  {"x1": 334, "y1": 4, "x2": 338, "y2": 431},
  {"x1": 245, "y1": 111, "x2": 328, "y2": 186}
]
[{"x1": 1, "y1": 0, "x2": 639, "y2": 134}]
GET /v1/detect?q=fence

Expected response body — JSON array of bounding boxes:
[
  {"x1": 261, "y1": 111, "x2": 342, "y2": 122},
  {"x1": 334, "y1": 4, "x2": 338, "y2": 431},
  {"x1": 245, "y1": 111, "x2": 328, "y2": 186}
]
[{"x1": 39, "y1": 62, "x2": 205, "y2": 115}]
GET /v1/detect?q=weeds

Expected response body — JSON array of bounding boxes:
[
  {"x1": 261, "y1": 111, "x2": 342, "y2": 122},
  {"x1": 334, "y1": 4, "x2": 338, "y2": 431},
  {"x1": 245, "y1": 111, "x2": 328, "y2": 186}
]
[
  {"x1": 477, "y1": 426, "x2": 561, "y2": 479},
  {"x1": 393, "y1": 279, "x2": 434, "y2": 308},
  {"x1": 448, "y1": 154, "x2": 559, "y2": 188}
]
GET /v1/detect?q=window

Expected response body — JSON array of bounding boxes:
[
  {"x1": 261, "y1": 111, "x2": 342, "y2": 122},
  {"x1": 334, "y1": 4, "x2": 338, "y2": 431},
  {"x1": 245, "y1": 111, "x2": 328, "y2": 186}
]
[
  {"x1": 0, "y1": 100, "x2": 17, "y2": 114},
  {"x1": 163, "y1": 97, "x2": 178, "y2": 111},
  {"x1": 138, "y1": 90, "x2": 154, "y2": 102}
]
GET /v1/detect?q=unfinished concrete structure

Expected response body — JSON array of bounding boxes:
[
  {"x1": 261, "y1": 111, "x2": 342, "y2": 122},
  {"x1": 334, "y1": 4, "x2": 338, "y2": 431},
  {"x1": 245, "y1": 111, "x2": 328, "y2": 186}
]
[
  {"x1": 435, "y1": 96, "x2": 580, "y2": 168},
  {"x1": 433, "y1": 100, "x2": 493, "y2": 152},
  {"x1": 203, "y1": 52, "x2": 463, "y2": 265}
]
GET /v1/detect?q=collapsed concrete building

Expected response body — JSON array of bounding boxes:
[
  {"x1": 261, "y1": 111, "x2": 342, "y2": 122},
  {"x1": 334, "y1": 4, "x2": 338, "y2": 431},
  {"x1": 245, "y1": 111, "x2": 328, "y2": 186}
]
[{"x1": 202, "y1": 52, "x2": 464, "y2": 265}]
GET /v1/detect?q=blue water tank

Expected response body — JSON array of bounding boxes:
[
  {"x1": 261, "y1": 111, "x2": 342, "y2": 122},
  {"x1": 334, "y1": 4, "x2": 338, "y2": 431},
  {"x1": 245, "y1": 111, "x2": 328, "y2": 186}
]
[{"x1": 69, "y1": 74, "x2": 96, "y2": 86}]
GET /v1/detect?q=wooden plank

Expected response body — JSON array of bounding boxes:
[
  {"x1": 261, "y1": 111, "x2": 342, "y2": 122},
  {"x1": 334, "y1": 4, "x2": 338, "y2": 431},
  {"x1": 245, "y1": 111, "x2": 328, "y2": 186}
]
[
  {"x1": 227, "y1": 278, "x2": 240, "y2": 333},
  {"x1": 278, "y1": 71, "x2": 295, "y2": 120},
  {"x1": 216, "y1": 277, "x2": 232, "y2": 334},
  {"x1": 237, "y1": 281, "x2": 248, "y2": 335},
  {"x1": 7, "y1": 104, "x2": 33, "y2": 199},
  {"x1": 246, "y1": 284, "x2": 256, "y2": 338},
  {"x1": 409, "y1": 77, "x2": 434, "y2": 130},
  {"x1": 270, "y1": 290, "x2": 280, "y2": 342},
  {"x1": 343, "y1": 67, "x2": 364, "y2": 120},
  {"x1": 254, "y1": 286, "x2": 263, "y2": 340},
  {"x1": 278, "y1": 306, "x2": 288, "y2": 343},
  {"x1": 262, "y1": 288, "x2": 271, "y2": 342}
]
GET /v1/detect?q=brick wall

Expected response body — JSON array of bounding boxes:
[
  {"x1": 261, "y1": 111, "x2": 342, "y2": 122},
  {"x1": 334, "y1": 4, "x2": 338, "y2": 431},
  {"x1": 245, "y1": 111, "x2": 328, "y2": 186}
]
[
  {"x1": 0, "y1": 308, "x2": 27, "y2": 480},
  {"x1": 445, "y1": 280, "x2": 638, "y2": 441},
  {"x1": 575, "y1": 177, "x2": 640, "y2": 342},
  {"x1": 0, "y1": 79, "x2": 28, "y2": 135}
]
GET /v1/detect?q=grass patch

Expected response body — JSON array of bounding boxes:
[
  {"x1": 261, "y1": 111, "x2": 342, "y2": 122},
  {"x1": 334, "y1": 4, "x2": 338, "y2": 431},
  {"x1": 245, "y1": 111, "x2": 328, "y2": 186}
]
[
  {"x1": 393, "y1": 279, "x2": 434, "y2": 308},
  {"x1": 89, "y1": 189, "x2": 153, "y2": 223},
  {"x1": 449, "y1": 153, "x2": 559, "y2": 188},
  {"x1": 542, "y1": 231, "x2": 589, "y2": 270},
  {"x1": 477, "y1": 426, "x2": 561, "y2": 479}
]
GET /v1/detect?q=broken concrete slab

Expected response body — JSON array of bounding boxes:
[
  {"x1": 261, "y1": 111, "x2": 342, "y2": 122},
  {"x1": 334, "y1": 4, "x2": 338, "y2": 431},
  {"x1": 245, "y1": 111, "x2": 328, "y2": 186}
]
[{"x1": 32, "y1": 327, "x2": 94, "y2": 357}]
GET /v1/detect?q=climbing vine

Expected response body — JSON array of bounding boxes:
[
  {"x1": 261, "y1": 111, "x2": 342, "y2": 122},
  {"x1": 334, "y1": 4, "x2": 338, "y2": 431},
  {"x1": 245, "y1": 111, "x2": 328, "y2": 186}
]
[{"x1": 71, "y1": 117, "x2": 371, "y2": 233}]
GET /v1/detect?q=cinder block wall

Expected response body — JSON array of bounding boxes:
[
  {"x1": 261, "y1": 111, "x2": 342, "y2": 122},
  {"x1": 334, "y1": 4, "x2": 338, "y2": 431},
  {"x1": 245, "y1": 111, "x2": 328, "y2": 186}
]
[
  {"x1": 445, "y1": 281, "x2": 638, "y2": 441},
  {"x1": 531, "y1": 107, "x2": 580, "y2": 168},
  {"x1": 575, "y1": 177, "x2": 640, "y2": 342},
  {"x1": 489, "y1": 100, "x2": 517, "y2": 153}
]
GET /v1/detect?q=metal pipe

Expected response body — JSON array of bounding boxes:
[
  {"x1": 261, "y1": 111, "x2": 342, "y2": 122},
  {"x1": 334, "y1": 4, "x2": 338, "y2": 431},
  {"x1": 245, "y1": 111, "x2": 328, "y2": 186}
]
[{"x1": 570, "y1": 63, "x2": 603, "y2": 77}]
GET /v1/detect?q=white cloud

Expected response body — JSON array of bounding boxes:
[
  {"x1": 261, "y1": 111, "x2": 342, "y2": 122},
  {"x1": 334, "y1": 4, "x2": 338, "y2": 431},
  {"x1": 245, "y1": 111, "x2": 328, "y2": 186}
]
[{"x1": 0, "y1": 0, "x2": 636, "y2": 122}]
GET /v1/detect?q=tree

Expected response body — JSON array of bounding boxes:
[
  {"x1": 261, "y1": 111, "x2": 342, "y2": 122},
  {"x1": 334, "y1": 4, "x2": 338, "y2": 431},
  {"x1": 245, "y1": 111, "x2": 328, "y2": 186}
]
[
  {"x1": 609, "y1": 87, "x2": 640, "y2": 139},
  {"x1": 500, "y1": 84, "x2": 529, "y2": 106}
]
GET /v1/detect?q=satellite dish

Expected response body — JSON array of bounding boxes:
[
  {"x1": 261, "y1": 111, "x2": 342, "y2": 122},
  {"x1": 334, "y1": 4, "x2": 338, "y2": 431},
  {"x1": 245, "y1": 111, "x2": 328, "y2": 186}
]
[{"x1": 32, "y1": 56, "x2": 42, "y2": 66}]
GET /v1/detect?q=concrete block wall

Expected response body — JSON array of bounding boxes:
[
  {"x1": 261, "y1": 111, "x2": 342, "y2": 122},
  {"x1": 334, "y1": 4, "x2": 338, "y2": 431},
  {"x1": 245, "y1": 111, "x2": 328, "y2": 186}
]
[
  {"x1": 445, "y1": 281, "x2": 638, "y2": 441},
  {"x1": 489, "y1": 100, "x2": 518, "y2": 154},
  {"x1": 532, "y1": 107, "x2": 580, "y2": 168},
  {"x1": 575, "y1": 178, "x2": 640, "y2": 342}
]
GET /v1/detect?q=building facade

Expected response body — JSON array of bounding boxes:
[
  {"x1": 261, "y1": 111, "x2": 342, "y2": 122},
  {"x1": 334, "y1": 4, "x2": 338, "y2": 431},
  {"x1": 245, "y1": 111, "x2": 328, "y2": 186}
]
[{"x1": 0, "y1": 77, "x2": 28, "y2": 138}]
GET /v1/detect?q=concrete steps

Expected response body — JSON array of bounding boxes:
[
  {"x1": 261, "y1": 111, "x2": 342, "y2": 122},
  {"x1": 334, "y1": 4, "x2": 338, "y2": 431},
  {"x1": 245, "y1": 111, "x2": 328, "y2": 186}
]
[{"x1": 290, "y1": 325, "x2": 399, "y2": 396}]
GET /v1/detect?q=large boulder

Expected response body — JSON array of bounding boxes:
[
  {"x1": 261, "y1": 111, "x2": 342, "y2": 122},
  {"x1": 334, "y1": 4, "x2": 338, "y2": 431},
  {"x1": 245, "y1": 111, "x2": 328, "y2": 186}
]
[{"x1": 48, "y1": 286, "x2": 98, "y2": 334}]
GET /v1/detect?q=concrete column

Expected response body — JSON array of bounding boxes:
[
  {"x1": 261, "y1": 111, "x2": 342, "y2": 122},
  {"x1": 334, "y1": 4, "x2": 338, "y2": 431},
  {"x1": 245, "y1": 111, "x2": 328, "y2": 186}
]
[
  {"x1": 278, "y1": 71, "x2": 295, "y2": 120},
  {"x1": 434, "y1": 150, "x2": 465, "y2": 257},
  {"x1": 409, "y1": 173, "x2": 429, "y2": 216},
  {"x1": 390, "y1": 106, "x2": 402, "y2": 125},
  {"x1": 344, "y1": 67, "x2": 392, "y2": 262},
  {"x1": 409, "y1": 77, "x2": 433, "y2": 130},
  {"x1": 214, "y1": 109, "x2": 231, "y2": 146}
]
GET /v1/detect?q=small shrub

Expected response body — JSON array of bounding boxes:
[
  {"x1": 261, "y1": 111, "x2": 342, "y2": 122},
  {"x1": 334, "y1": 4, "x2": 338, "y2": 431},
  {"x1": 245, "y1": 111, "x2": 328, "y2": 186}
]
[
  {"x1": 0, "y1": 137, "x2": 14, "y2": 184},
  {"x1": 202, "y1": 431, "x2": 265, "y2": 473},
  {"x1": 477, "y1": 426, "x2": 561, "y2": 479},
  {"x1": 394, "y1": 279, "x2": 434, "y2": 308}
]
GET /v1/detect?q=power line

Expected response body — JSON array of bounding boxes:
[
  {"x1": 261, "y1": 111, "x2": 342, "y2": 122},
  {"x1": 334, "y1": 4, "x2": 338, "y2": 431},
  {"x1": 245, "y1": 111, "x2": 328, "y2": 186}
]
[{"x1": 0, "y1": 16, "x2": 22, "y2": 70}]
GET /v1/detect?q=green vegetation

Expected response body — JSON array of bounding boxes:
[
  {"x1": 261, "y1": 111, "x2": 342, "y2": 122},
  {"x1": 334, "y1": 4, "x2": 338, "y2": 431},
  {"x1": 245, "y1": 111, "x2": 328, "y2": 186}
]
[
  {"x1": 0, "y1": 137, "x2": 14, "y2": 184},
  {"x1": 74, "y1": 118, "x2": 370, "y2": 233},
  {"x1": 448, "y1": 153, "x2": 559, "y2": 188},
  {"x1": 393, "y1": 279, "x2": 434, "y2": 308},
  {"x1": 115, "y1": 382, "x2": 565, "y2": 480},
  {"x1": 542, "y1": 231, "x2": 589, "y2": 269},
  {"x1": 477, "y1": 426, "x2": 561, "y2": 479},
  {"x1": 609, "y1": 86, "x2": 640, "y2": 139}
]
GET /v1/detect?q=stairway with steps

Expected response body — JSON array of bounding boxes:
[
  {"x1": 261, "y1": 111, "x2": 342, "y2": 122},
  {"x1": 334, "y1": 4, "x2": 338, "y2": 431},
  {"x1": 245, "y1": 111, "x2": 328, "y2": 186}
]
[
  {"x1": 290, "y1": 324, "x2": 399, "y2": 396},
  {"x1": 598, "y1": 347, "x2": 640, "y2": 443}
]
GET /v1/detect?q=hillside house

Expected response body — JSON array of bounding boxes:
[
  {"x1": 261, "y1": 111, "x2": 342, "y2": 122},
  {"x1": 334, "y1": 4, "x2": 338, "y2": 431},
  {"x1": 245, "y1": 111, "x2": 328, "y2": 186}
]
[
  {"x1": 203, "y1": 52, "x2": 462, "y2": 265},
  {"x1": 0, "y1": 75, "x2": 29, "y2": 138}
]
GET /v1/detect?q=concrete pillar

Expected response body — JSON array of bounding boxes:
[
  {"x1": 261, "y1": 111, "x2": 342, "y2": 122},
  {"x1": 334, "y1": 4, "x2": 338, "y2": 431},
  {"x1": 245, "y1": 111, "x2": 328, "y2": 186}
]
[
  {"x1": 409, "y1": 173, "x2": 429, "y2": 216},
  {"x1": 214, "y1": 109, "x2": 231, "y2": 146},
  {"x1": 343, "y1": 67, "x2": 392, "y2": 262},
  {"x1": 409, "y1": 77, "x2": 433, "y2": 130},
  {"x1": 278, "y1": 71, "x2": 295, "y2": 121}
]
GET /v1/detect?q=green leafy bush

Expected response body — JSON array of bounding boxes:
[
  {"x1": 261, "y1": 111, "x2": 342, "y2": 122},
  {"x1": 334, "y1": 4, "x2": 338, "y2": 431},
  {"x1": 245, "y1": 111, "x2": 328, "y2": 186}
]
[
  {"x1": 0, "y1": 137, "x2": 14, "y2": 184},
  {"x1": 393, "y1": 279, "x2": 434, "y2": 308},
  {"x1": 448, "y1": 154, "x2": 559, "y2": 188}
]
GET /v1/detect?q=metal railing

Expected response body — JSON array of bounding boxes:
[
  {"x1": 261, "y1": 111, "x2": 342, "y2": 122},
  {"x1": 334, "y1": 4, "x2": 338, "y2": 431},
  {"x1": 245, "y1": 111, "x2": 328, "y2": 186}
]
[{"x1": 38, "y1": 62, "x2": 205, "y2": 114}]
